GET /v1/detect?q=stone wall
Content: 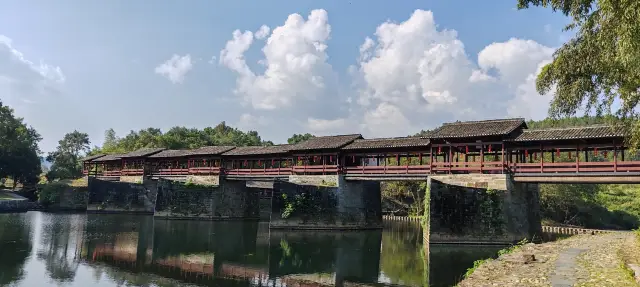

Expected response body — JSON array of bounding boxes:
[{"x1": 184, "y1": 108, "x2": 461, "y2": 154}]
[
  {"x1": 270, "y1": 176, "x2": 382, "y2": 230},
  {"x1": 38, "y1": 183, "x2": 88, "y2": 211},
  {"x1": 0, "y1": 199, "x2": 37, "y2": 213},
  {"x1": 120, "y1": 176, "x2": 144, "y2": 184},
  {"x1": 427, "y1": 174, "x2": 541, "y2": 244},
  {"x1": 186, "y1": 175, "x2": 219, "y2": 186},
  {"x1": 288, "y1": 175, "x2": 339, "y2": 186},
  {"x1": 87, "y1": 177, "x2": 157, "y2": 214},
  {"x1": 154, "y1": 179, "x2": 259, "y2": 220}
]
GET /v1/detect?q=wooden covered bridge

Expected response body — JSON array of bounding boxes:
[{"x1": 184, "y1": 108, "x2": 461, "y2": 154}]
[{"x1": 82, "y1": 118, "x2": 640, "y2": 182}]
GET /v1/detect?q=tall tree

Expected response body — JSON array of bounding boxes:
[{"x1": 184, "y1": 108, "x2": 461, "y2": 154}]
[
  {"x1": 517, "y1": 0, "x2": 640, "y2": 147},
  {"x1": 46, "y1": 131, "x2": 90, "y2": 180},
  {"x1": 287, "y1": 133, "x2": 315, "y2": 145},
  {"x1": 0, "y1": 100, "x2": 42, "y2": 187}
]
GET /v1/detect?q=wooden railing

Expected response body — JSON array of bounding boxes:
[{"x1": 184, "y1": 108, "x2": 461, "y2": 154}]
[
  {"x1": 344, "y1": 165, "x2": 431, "y2": 174},
  {"x1": 121, "y1": 168, "x2": 144, "y2": 176},
  {"x1": 291, "y1": 165, "x2": 339, "y2": 175},
  {"x1": 225, "y1": 167, "x2": 292, "y2": 176},
  {"x1": 511, "y1": 161, "x2": 640, "y2": 173}
]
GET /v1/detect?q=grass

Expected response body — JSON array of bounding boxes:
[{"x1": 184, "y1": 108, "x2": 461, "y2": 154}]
[
  {"x1": 0, "y1": 193, "x2": 16, "y2": 200},
  {"x1": 462, "y1": 238, "x2": 530, "y2": 280}
]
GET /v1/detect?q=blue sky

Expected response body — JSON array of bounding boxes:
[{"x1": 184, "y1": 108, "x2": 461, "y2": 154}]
[{"x1": 0, "y1": 0, "x2": 572, "y2": 152}]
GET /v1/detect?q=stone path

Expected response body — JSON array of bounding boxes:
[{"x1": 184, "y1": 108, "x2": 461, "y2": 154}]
[
  {"x1": 458, "y1": 232, "x2": 637, "y2": 287},
  {"x1": 550, "y1": 248, "x2": 587, "y2": 287},
  {"x1": 0, "y1": 190, "x2": 27, "y2": 200}
]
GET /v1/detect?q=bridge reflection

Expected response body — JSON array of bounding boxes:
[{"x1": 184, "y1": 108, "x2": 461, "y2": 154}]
[{"x1": 77, "y1": 215, "x2": 391, "y2": 287}]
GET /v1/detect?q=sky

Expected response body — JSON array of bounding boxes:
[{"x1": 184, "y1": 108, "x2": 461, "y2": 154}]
[{"x1": 0, "y1": 0, "x2": 574, "y2": 152}]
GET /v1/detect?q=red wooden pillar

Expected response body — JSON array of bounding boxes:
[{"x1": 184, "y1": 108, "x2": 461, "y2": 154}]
[
  {"x1": 429, "y1": 147, "x2": 433, "y2": 173},
  {"x1": 501, "y1": 143, "x2": 505, "y2": 173},
  {"x1": 540, "y1": 144, "x2": 544, "y2": 173},
  {"x1": 480, "y1": 143, "x2": 484, "y2": 174},
  {"x1": 575, "y1": 144, "x2": 580, "y2": 173},
  {"x1": 613, "y1": 141, "x2": 618, "y2": 172},
  {"x1": 448, "y1": 145, "x2": 453, "y2": 174}
]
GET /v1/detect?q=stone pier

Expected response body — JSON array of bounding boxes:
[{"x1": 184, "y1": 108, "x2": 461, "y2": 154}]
[
  {"x1": 427, "y1": 174, "x2": 541, "y2": 244},
  {"x1": 87, "y1": 177, "x2": 157, "y2": 214},
  {"x1": 270, "y1": 175, "x2": 382, "y2": 230},
  {"x1": 154, "y1": 177, "x2": 259, "y2": 220}
]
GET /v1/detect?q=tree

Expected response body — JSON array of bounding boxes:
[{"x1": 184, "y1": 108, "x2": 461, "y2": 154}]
[
  {"x1": 287, "y1": 133, "x2": 315, "y2": 145},
  {"x1": 46, "y1": 131, "x2": 90, "y2": 180},
  {"x1": 0, "y1": 100, "x2": 42, "y2": 188},
  {"x1": 517, "y1": 0, "x2": 640, "y2": 147}
]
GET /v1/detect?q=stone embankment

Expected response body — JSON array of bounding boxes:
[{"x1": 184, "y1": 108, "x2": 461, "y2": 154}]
[
  {"x1": 0, "y1": 191, "x2": 38, "y2": 212},
  {"x1": 457, "y1": 232, "x2": 640, "y2": 287}
]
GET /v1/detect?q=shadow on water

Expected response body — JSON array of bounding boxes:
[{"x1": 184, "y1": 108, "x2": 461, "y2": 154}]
[{"x1": 0, "y1": 212, "x2": 518, "y2": 287}]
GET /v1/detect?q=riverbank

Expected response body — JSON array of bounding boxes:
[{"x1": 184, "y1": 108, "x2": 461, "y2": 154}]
[{"x1": 458, "y1": 231, "x2": 640, "y2": 286}]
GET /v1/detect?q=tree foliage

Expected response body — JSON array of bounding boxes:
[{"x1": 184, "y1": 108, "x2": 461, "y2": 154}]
[
  {"x1": 287, "y1": 133, "x2": 315, "y2": 145},
  {"x1": 91, "y1": 121, "x2": 274, "y2": 155},
  {"x1": 517, "y1": 0, "x2": 640, "y2": 147},
  {"x1": 0, "y1": 100, "x2": 42, "y2": 188},
  {"x1": 46, "y1": 131, "x2": 90, "y2": 181}
]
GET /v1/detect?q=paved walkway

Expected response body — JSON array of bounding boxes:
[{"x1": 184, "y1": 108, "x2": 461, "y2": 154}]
[
  {"x1": 550, "y1": 248, "x2": 587, "y2": 287},
  {"x1": 458, "y1": 232, "x2": 637, "y2": 287}
]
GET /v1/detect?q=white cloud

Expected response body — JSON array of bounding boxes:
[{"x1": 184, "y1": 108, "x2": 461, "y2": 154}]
[
  {"x1": 220, "y1": 9, "x2": 335, "y2": 111},
  {"x1": 237, "y1": 113, "x2": 269, "y2": 130},
  {"x1": 351, "y1": 10, "x2": 555, "y2": 137},
  {"x1": 0, "y1": 34, "x2": 69, "y2": 151},
  {"x1": 154, "y1": 54, "x2": 193, "y2": 84},
  {"x1": 255, "y1": 25, "x2": 271, "y2": 40},
  {"x1": 220, "y1": 9, "x2": 556, "y2": 139}
]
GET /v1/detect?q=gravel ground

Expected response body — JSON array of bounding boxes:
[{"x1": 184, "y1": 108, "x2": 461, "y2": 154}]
[{"x1": 458, "y1": 232, "x2": 637, "y2": 287}]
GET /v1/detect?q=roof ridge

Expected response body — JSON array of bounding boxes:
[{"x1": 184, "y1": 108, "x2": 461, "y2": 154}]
[
  {"x1": 355, "y1": 136, "x2": 425, "y2": 141},
  {"x1": 524, "y1": 125, "x2": 613, "y2": 132},
  {"x1": 442, "y1": 118, "x2": 524, "y2": 126},
  {"x1": 313, "y1": 133, "x2": 362, "y2": 138}
]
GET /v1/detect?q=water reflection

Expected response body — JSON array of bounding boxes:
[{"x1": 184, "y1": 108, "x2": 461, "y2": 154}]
[
  {"x1": 0, "y1": 212, "x2": 510, "y2": 287},
  {"x1": 0, "y1": 214, "x2": 32, "y2": 285}
]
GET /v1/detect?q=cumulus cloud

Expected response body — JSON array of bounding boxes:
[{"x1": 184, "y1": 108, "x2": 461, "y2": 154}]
[
  {"x1": 255, "y1": 25, "x2": 271, "y2": 40},
  {"x1": 154, "y1": 54, "x2": 193, "y2": 84},
  {"x1": 220, "y1": 9, "x2": 335, "y2": 111},
  {"x1": 351, "y1": 10, "x2": 555, "y2": 137},
  {"x1": 221, "y1": 9, "x2": 556, "y2": 139}
]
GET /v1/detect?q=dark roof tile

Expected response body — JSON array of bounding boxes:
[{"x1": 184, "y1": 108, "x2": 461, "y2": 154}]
[
  {"x1": 147, "y1": 149, "x2": 192, "y2": 158},
  {"x1": 342, "y1": 137, "x2": 431, "y2": 150},
  {"x1": 429, "y1": 118, "x2": 526, "y2": 139},
  {"x1": 289, "y1": 134, "x2": 362, "y2": 151},
  {"x1": 120, "y1": 148, "x2": 165, "y2": 158},
  {"x1": 190, "y1": 146, "x2": 236, "y2": 156},
  {"x1": 513, "y1": 125, "x2": 625, "y2": 142},
  {"x1": 91, "y1": 154, "x2": 123, "y2": 162},
  {"x1": 222, "y1": 144, "x2": 292, "y2": 156},
  {"x1": 81, "y1": 154, "x2": 107, "y2": 162}
]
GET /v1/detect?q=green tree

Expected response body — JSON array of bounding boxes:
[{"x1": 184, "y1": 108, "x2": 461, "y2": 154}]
[
  {"x1": 287, "y1": 133, "x2": 315, "y2": 144},
  {"x1": 0, "y1": 100, "x2": 42, "y2": 188},
  {"x1": 517, "y1": 0, "x2": 640, "y2": 147},
  {"x1": 46, "y1": 131, "x2": 90, "y2": 180}
]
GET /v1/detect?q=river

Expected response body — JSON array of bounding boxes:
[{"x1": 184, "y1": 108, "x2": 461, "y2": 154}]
[{"x1": 0, "y1": 212, "x2": 505, "y2": 287}]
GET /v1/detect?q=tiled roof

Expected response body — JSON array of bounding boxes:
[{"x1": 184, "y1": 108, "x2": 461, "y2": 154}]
[
  {"x1": 80, "y1": 154, "x2": 106, "y2": 162},
  {"x1": 120, "y1": 148, "x2": 166, "y2": 158},
  {"x1": 289, "y1": 134, "x2": 363, "y2": 151},
  {"x1": 342, "y1": 137, "x2": 431, "y2": 150},
  {"x1": 91, "y1": 154, "x2": 123, "y2": 162},
  {"x1": 147, "y1": 149, "x2": 192, "y2": 158},
  {"x1": 512, "y1": 125, "x2": 625, "y2": 142},
  {"x1": 429, "y1": 118, "x2": 526, "y2": 139},
  {"x1": 189, "y1": 146, "x2": 236, "y2": 156},
  {"x1": 222, "y1": 144, "x2": 292, "y2": 156}
]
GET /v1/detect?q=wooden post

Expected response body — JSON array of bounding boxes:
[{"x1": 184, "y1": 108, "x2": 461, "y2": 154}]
[
  {"x1": 540, "y1": 144, "x2": 544, "y2": 173},
  {"x1": 614, "y1": 142, "x2": 618, "y2": 172},
  {"x1": 576, "y1": 144, "x2": 580, "y2": 173},
  {"x1": 429, "y1": 148, "x2": 433, "y2": 174},
  {"x1": 480, "y1": 143, "x2": 484, "y2": 173},
  {"x1": 448, "y1": 145, "x2": 453, "y2": 174},
  {"x1": 501, "y1": 143, "x2": 505, "y2": 173}
]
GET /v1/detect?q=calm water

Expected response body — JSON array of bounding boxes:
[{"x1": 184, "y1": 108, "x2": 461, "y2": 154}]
[{"x1": 0, "y1": 212, "x2": 503, "y2": 287}]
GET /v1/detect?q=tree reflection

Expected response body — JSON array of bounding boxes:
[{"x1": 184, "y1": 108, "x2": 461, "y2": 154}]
[
  {"x1": 0, "y1": 214, "x2": 32, "y2": 285},
  {"x1": 379, "y1": 222, "x2": 426, "y2": 287},
  {"x1": 36, "y1": 214, "x2": 85, "y2": 282}
]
